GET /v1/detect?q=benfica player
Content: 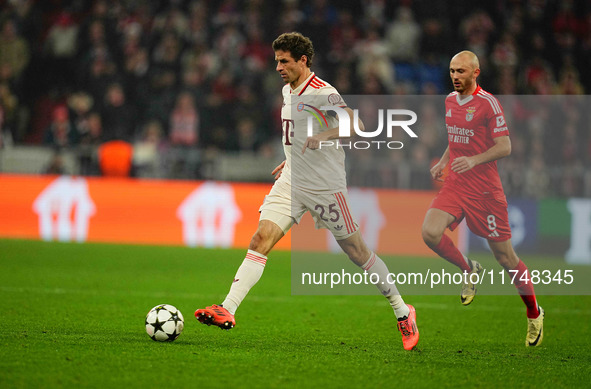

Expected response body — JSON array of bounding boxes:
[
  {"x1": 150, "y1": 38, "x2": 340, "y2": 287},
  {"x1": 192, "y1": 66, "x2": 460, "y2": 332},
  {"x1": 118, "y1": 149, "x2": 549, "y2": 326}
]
[{"x1": 421, "y1": 51, "x2": 544, "y2": 346}]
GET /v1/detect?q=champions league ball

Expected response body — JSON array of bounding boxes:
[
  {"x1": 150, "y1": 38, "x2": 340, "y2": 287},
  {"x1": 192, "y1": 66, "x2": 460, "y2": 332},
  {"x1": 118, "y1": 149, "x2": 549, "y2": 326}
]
[{"x1": 145, "y1": 304, "x2": 184, "y2": 342}]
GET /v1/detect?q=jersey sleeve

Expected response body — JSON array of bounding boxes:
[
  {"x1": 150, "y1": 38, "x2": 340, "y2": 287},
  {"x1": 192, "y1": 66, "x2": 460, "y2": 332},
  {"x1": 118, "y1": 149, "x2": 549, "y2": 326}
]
[
  {"x1": 486, "y1": 97, "x2": 509, "y2": 138},
  {"x1": 322, "y1": 86, "x2": 347, "y2": 108}
]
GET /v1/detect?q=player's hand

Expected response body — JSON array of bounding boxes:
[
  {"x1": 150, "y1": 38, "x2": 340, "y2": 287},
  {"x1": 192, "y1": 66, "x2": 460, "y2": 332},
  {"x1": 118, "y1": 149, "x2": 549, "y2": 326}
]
[
  {"x1": 430, "y1": 163, "x2": 445, "y2": 182},
  {"x1": 271, "y1": 160, "x2": 285, "y2": 180},
  {"x1": 451, "y1": 156, "x2": 477, "y2": 174},
  {"x1": 302, "y1": 135, "x2": 322, "y2": 153}
]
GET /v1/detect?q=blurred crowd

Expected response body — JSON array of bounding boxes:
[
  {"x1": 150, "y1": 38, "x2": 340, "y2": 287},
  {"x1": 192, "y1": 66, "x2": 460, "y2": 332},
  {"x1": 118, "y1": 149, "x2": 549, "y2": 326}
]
[{"x1": 0, "y1": 0, "x2": 589, "y2": 196}]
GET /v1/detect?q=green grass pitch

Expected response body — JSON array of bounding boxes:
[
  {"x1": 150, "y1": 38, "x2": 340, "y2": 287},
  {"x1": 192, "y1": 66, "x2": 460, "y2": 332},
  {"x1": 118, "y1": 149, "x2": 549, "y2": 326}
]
[{"x1": 1, "y1": 239, "x2": 590, "y2": 388}]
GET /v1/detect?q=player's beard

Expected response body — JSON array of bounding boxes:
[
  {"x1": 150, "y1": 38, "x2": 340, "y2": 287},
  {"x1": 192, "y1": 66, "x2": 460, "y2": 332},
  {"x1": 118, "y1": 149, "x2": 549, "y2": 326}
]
[{"x1": 455, "y1": 79, "x2": 472, "y2": 94}]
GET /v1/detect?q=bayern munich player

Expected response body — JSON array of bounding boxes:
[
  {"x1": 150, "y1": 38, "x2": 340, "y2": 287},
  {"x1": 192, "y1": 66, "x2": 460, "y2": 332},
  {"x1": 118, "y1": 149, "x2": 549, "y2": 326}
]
[
  {"x1": 422, "y1": 51, "x2": 544, "y2": 346},
  {"x1": 195, "y1": 32, "x2": 419, "y2": 350}
]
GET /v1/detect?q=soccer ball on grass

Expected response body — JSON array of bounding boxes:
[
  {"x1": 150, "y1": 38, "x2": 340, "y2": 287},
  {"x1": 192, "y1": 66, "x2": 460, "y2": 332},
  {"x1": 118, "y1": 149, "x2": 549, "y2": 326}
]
[{"x1": 145, "y1": 304, "x2": 184, "y2": 341}]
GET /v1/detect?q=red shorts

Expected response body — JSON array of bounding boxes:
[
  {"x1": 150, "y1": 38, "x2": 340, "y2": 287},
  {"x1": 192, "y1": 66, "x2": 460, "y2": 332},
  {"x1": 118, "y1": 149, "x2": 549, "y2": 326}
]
[{"x1": 429, "y1": 185, "x2": 511, "y2": 242}]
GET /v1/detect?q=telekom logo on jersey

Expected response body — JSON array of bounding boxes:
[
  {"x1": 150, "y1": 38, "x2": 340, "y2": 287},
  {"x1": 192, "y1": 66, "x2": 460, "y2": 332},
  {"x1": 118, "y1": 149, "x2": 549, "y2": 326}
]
[{"x1": 311, "y1": 107, "x2": 418, "y2": 150}]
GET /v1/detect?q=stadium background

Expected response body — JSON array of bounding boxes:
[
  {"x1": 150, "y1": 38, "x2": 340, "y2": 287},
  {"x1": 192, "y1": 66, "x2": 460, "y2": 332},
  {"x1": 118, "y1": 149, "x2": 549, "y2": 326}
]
[
  {"x1": 0, "y1": 0, "x2": 589, "y2": 261},
  {"x1": 1, "y1": 1, "x2": 590, "y2": 387}
]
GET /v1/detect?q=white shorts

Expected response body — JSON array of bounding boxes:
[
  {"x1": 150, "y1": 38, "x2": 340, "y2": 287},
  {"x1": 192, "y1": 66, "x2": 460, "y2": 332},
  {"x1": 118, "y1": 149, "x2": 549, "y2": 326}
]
[{"x1": 259, "y1": 178, "x2": 358, "y2": 240}]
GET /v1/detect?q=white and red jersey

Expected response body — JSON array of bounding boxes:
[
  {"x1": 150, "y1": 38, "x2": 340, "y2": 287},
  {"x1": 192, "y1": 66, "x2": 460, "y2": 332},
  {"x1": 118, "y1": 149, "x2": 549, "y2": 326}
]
[
  {"x1": 280, "y1": 72, "x2": 348, "y2": 193},
  {"x1": 444, "y1": 85, "x2": 509, "y2": 199}
]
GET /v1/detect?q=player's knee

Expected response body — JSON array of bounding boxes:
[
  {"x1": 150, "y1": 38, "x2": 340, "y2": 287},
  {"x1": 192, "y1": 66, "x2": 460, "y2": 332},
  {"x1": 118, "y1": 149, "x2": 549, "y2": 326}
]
[
  {"x1": 422, "y1": 225, "x2": 441, "y2": 247},
  {"x1": 345, "y1": 246, "x2": 366, "y2": 264},
  {"x1": 249, "y1": 230, "x2": 271, "y2": 255},
  {"x1": 338, "y1": 238, "x2": 370, "y2": 266},
  {"x1": 494, "y1": 253, "x2": 514, "y2": 270}
]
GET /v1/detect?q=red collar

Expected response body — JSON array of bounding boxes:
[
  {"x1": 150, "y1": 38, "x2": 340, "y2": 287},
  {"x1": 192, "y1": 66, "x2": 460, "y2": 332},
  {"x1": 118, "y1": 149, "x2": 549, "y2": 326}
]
[{"x1": 296, "y1": 73, "x2": 316, "y2": 96}]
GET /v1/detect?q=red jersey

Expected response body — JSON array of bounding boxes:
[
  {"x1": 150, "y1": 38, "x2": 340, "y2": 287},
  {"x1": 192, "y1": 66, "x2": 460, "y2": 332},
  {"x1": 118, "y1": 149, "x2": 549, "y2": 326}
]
[{"x1": 444, "y1": 85, "x2": 509, "y2": 199}]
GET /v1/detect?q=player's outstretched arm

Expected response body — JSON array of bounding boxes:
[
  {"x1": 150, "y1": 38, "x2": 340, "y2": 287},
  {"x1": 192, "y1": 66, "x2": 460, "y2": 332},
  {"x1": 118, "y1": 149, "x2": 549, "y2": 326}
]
[
  {"x1": 302, "y1": 107, "x2": 363, "y2": 153},
  {"x1": 271, "y1": 160, "x2": 286, "y2": 180},
  {"x1": 431, "y1": 147, "x2": 450, "y2": 181},
  {"x1": 451, "y1": 135, "x2": 511, "y2": 174}
]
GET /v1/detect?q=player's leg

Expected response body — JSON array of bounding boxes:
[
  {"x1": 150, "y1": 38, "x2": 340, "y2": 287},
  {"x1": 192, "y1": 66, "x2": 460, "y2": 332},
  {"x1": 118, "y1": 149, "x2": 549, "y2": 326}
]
[
  {"x1": 423, "y1": 207, "x2": 482, "y2": 305},
  {"x1": 422, "y1": 208, "x2": 473, "y2": 273},
  {"x1": 488, "y1": 239, "x2": 544, "y2": 346},
  {"x1": 337, "y1": 232, "x2": 408, "y2": 316},
  {"x1": 195, "y1": 218, "x2": 287, "y2": 329},
  {"x1": 303, "y1": 189, "x2": 418, "y2": 349},
  {"x1": 473, "y1": 197, "x2": 541, "y2": 319},
  {"x1": 221, "y1": 219, "x2": 286, "y2": 313},
  {"x1": 196, "y1": 177, "x2": 296, "y2": 329},
  {"x1": 337, "y1": 231, "x2": 418, "y2": 350},
  {"x1": 308, "y1": 189, "x2": 412, "y2": 319}
]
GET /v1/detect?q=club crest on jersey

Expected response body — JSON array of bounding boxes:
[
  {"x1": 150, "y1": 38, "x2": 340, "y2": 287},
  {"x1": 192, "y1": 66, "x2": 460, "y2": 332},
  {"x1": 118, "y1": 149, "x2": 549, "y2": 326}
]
[
  {"x1": 298, "y1": 103, "x2": 328, "y2": 127},
  {"x1": 328, "y1": 93, "x2": 344, "y2": 105},
  {"x1": 466, "y1": 107, "x2": 476, "y2": 121}
]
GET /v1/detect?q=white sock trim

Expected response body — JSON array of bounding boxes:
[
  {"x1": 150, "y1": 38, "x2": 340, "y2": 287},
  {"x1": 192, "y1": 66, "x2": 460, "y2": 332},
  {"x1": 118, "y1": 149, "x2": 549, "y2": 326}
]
[
  {"x1": 359, "y1": 251, "x2": 407, "y2": 315},
  {"x1": 245, "y1": 249, "x2": 267, "y2": 266},
  {"x1": 361, "y1": 252, "x2": 377, "y2": 271},
  {"x1": 222, "y1": 252, "x2": 267, "y2": 314}
]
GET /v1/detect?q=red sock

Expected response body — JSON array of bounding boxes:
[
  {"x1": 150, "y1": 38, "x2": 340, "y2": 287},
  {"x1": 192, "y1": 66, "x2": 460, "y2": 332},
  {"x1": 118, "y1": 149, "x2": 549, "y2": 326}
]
[
  {"x1": 432, "y1": 234, "x2": 471, "y2": 272},
  {"x1": 509, "y1": 260, "x2": 539, "y2": 319}
]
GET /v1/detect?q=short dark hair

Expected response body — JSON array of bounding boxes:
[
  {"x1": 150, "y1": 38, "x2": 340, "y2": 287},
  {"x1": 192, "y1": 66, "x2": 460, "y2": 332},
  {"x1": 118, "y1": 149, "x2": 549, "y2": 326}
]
[{"x1": 272, "y1": 32, "x2": 314, "y2": 68}]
